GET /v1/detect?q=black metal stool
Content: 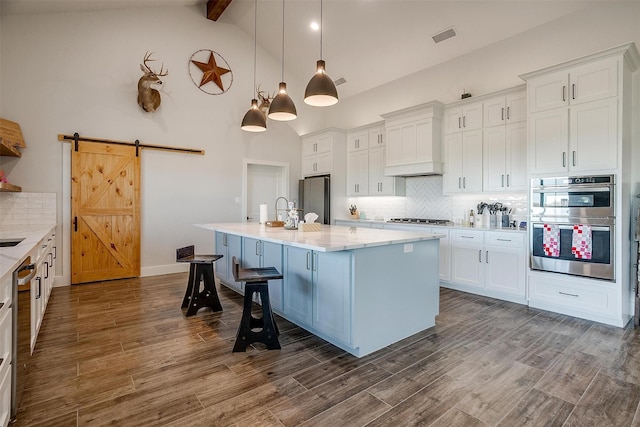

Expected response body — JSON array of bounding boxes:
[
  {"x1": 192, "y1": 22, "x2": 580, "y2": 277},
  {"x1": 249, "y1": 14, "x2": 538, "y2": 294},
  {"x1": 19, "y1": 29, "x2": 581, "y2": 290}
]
[
  {"x1": 177, "y1": 245, "x2": 223, "y2": 316},
  {"x1": 231, "y1": 256, "x2": 282, "y2": 352}
]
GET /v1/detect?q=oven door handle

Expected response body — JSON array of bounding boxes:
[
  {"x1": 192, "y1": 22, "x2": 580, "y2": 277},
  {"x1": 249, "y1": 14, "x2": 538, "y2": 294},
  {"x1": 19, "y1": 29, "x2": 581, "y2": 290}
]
[
  {"x1": 532, "y1": 187, "x2": 611, "y2": 193},
  {"x1": 532, "y1": 223, "x2": 611, "y2": 232}
]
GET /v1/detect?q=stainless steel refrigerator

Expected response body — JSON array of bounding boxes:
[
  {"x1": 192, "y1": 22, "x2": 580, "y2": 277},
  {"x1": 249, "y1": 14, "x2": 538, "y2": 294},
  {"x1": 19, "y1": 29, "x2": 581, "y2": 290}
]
[{"x1": 299, "y1": 175, "x2": 330, "y2": 224}]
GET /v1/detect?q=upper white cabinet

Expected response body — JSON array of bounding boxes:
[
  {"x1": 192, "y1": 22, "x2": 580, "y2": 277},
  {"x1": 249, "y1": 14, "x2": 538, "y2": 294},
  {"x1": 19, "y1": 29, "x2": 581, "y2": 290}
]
[
  {"x1": 443, "y1": 129, "x2": 483, "y2": 193},
  {"x1": 382, "y1": 101, "x2": 444, "y2": 176},
  {"x1": 346, "y1": 122, "x2": 404, "y2": 196},
  {"x1": 301, "y1": 129, "x2": 347, "y2": 178},
  {"x1": 347, "y1": 130, "x2": 368, "y2": 152},
  {"x1": 368, "y1": 126, "x2": 385, "y2": 148},
  {"x1": 483, "y1": 91, "x2": 527, "y2": 127},
  {"x1": 521, "y1": 45, "x2": 638, "y2": 175},
  {"x1": 347, "y1": 149, "x2": 369, "y2": 196},
  {"x1": 527, "y1": 57, "x2": 617, "y2": 113},
  {"x1": 443, "y1": 101, "x2": 483, "y2": 134}
]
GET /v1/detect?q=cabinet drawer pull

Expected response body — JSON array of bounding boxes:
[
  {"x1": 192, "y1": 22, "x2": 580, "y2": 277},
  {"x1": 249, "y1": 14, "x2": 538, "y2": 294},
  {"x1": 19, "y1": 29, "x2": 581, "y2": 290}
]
[
  {"x1": 463, "y1": 116, "x2": 466, "y2": 128},
  {"x1": 313, "y1": 253, "x2": 318, "y2": 272},
  {"x1": 562, "y1": 152, "x2": 566, "y2": 167},
  {"x1": 562, "y1": 85, "x2": 566, "y2": 102},
  {"x1": 478, "y1": 250, "x2": 482, "y2": 263},
  {"x1": 458, "y1": 177, "x2": 461, "y2": 189},
  {"x1": 572, "y1": 84, "x2": 576, "y2": 100},
  {"x1": 496, "y1": 238, "x2": 512, "y2": 242},
  {"x1": 501, "y1": 107, "x2": 504, "y2": 121},
  {"x1": 463, "y1": 177, "x2": 466, "y2": 189},
  {"x1": 506, "y1": 106, "x2": 510, "y2": 120},
  {"x1": 461, "y1": 236, "x2": 474, "y2": 239},
  {"x1": 572, "y1": 151, "x2": 576, "y2": 167},
  {"x1": 458, "y1": 117, "x2": 461, "y2": 129},
  {"x1": 501, "y1": 174, "x2": 504, "y2": 187},
  {"x1": 36, "y1": 277, "x2": 42, "y2": 299},
  {"x1": 486, "y1": 251, "x2": 489, "y2": 263},
  {"x1": 559, "y1": 291, "x2": 579, "y2": 298},
  {"x1": 306, "y1": 252, "x2": 311, "y2": 270},
  {"x1": 507, "y1": 174, "x2": 510, "y2": 187}
]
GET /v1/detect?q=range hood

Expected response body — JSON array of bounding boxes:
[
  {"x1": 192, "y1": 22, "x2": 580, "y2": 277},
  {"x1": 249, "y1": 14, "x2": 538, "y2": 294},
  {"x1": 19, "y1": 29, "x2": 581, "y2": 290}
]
[
  {"x1": 381, "y1": 101, "x2": 444, "y2": 177},
  {"x1": 385, "y1": 161, "x2": 442, "y2": 177}
]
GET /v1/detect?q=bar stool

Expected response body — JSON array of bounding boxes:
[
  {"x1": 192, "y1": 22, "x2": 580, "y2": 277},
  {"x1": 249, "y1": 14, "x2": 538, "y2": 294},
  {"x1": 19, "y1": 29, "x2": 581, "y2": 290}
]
[
  {"x1": 231, "y1": 256, "x2": 282, "y2": 352},
  {"x1": 176, "y1": 245, "x2": 223, "y2": 316}
]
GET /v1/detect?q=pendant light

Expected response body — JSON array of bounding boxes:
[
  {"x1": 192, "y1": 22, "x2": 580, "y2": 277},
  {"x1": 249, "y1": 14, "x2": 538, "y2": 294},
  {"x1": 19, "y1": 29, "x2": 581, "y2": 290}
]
[
  {"x1": 268, "y1": 0, "x2": 297, "y2": 121},
  {"x1": 241, "y1": 0, "x2": 267, "y2": 132},
  {"x1": 304, "y1": 0, "x2": 338, "y2": 107}
]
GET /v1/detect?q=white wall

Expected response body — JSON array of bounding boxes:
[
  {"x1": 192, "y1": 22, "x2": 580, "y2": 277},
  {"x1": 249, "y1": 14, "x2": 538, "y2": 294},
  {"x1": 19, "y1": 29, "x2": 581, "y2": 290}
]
[
  {"x1": 325, "y1": 2, "x2": 640, "y2": 130},
  {"x1": 0, "y1": 5, "x2": 303, "y2": 283}
]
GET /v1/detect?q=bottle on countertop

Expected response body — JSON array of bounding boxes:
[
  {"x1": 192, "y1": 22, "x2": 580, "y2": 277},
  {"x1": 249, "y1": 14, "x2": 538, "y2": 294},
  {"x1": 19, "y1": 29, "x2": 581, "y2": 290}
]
[{"x1": 469, "y1": 210, "x2": 475, "y2": 227}]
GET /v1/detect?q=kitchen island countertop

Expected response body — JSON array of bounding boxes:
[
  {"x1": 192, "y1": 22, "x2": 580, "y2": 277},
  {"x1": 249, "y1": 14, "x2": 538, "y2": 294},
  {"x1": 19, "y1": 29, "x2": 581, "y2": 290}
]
[
  {"x1": 0, "y1": 225, "x2": 56, "y2": 283},
  {"x1": 196, "y1": 222, "x2": 444, "y2": 252}
]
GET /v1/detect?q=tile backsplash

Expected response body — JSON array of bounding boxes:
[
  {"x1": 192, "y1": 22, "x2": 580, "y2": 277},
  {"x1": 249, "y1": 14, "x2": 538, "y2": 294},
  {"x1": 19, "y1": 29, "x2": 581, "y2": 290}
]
[
  {"x1": 347, "y1": 175, "x2": 528, "y2": 223},
  {"x1": 0, "y1": 192, "x2": 57, "y2": 226}
]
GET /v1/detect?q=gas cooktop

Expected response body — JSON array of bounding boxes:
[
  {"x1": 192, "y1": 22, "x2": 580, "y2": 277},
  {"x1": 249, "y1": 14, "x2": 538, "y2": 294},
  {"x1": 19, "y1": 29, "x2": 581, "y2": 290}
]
[{"x1": 388, "y1": 218, "x2": 453, "y2": 225}]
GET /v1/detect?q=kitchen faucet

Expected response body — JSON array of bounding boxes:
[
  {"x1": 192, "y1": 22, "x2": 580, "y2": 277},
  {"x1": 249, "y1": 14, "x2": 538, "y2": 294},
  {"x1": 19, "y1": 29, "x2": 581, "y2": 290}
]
[{"x1": 274, "y1": 196, "x2": 288, "y2": 220}]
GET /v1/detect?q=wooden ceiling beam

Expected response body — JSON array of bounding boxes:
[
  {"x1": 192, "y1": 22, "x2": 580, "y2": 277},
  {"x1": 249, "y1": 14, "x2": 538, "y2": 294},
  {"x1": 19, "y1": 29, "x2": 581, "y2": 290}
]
[{"x1": 207, "y1": 0, "x2": 232, "y2": 21}]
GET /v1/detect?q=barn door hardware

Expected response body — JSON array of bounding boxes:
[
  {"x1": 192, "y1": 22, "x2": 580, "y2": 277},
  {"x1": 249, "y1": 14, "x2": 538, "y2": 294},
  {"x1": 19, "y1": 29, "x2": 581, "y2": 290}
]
[{"x1": 58, "y1": 133, "x2": 205, "y2": 155}]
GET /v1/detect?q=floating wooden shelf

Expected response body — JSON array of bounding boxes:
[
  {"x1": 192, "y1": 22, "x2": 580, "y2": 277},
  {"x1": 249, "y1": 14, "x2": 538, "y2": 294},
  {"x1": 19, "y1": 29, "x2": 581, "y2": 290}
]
[
  {"x1": 0, "y1": 182, "x2": 22, "y2": 192},
  {"x1": 0, "y1": 137, "x2": 22, "y2": 157}
]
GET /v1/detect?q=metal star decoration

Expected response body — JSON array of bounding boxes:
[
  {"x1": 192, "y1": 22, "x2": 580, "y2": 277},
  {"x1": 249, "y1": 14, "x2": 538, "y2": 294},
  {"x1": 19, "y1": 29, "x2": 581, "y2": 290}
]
[
  {"x1": 191, "y1": 51, "x2": 230, "y2": 90},
  {"x1": 188, "y1": 49, "x2": 233, "y2": 95}
]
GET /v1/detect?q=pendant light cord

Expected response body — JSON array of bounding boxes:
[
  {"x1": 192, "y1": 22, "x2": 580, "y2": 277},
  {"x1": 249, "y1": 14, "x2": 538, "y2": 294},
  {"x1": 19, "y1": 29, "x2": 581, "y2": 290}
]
[
  {"x1": 252, "y1": 0, "x2": 257, "y2": 97},
  {"x1": 320, "y1": 0, "x2": 323, "y2": 60},
  {"x1": 281, "y1": 0, "x2": 285, "y2": 82}
]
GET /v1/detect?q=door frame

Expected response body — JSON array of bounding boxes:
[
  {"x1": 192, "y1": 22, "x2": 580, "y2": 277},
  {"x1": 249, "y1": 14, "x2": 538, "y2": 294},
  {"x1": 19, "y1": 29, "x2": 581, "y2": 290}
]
[{"x1": 242, "y1": 159, "x2": 290, "y2": 223}]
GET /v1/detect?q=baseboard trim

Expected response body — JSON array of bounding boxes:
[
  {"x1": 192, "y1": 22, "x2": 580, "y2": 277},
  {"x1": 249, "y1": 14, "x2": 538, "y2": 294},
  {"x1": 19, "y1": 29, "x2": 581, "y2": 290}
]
[{"x1": 141, "y1": 263, "x2": 189, "y2": 277}]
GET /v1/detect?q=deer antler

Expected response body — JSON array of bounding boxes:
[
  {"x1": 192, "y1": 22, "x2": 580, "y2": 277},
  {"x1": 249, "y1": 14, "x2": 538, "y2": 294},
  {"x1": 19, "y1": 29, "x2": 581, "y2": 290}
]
[{"x1": 142, "y1": 51, "x2": 169, "y2": 76}]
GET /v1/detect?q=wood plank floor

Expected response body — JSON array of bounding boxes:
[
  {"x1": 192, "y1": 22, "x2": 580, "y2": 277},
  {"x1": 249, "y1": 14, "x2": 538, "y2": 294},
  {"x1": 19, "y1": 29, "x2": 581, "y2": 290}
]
[{"x1": 12, "y1": 273, "x2": 640, "y2": 426}]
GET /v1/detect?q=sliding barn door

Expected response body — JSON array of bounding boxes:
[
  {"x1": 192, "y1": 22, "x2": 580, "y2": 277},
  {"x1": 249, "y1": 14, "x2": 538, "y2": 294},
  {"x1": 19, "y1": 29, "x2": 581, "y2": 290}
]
[{"x1": 71, "y1": 141, "x2": 140, "y2": 284}]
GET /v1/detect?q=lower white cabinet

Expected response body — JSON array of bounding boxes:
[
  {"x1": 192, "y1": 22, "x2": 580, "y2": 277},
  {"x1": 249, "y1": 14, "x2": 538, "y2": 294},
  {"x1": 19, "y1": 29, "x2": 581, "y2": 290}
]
[
  {"x1": 284, "y1": 246, "x2": 352, "y2": 344},
  {"x1": 214, "y1": 232, "x2": 243, "y2": 293},
  {"x1": 449, "y1": 230, "x2": 526, "y2": 302},
  {"x1": 0, "y1": 280, "x2": 11, "y2": 427},
  {"x1": 242, "y1": 237, "x2": 283, "y2": 312},
  {"x1": 528, "y1": 272, "x2": 620, "y2": 325},
  {"x1": 31, "y1": 231, "x2": 56, "y2": 354}
]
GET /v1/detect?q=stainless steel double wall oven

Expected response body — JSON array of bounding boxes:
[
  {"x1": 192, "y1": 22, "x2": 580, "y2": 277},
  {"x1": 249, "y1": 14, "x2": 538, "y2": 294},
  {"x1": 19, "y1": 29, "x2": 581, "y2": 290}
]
[{"x1": 530, "y1": 175, "x2": 615, "y2": 281}]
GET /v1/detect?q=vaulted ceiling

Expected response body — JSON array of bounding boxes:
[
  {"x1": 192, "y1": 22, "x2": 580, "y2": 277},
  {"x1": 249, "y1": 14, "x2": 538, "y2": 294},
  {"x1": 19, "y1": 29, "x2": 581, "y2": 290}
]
[{"x1": 1, "y1": 0, "x2": 625, "y2": 100}]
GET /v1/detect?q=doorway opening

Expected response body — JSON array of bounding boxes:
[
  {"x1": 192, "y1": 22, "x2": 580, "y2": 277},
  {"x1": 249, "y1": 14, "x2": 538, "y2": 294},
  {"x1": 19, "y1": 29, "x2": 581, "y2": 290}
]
[{"x1": 243, "y1": 160, "x2": 290, "y2": 223}]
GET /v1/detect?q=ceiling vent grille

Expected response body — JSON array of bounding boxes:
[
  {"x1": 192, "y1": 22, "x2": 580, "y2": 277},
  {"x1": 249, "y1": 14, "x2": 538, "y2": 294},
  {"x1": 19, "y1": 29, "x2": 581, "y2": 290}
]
[
  {"x1": 334, "y1": 77, "x2": 347, "y2": 86},
  {"x1": 432, "y1": 27, "x2": 457, "y2": 44}
]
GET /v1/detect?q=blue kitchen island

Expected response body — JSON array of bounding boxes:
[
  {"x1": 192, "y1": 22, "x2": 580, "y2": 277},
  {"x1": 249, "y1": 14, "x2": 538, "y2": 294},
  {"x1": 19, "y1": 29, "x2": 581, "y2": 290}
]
[{"x1": 197, "y1": 223, "x2": 443, "y2": 357}]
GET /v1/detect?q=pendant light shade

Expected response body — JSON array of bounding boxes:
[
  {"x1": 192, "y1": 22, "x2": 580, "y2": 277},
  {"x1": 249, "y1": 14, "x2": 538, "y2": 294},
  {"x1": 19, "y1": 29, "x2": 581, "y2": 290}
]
[
  {"x1": 304, "y1": 0, "x2": 338, "y2": 107},
  {"x1": 304, "y1": 60, "x2": 338, "y2": 106},
  {"x1": 241, "y1": 98, "x2": 267, "y2": 132},
  {"x1": 268, "y1": 82, "x2": 297, "y2": 121},
  {"x1": 268, "y1": 0, "x2": 297, "y2": 121},
  {"x1": 241, "y1": 0, "x2": 266, "y2": 132}
]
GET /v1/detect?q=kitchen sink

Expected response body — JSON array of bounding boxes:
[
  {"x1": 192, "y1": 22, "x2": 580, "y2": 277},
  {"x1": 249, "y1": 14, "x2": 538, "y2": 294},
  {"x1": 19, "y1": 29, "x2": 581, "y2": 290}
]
[{"x1": 0, "y1": 238, "x2": 24, "y2": 247}]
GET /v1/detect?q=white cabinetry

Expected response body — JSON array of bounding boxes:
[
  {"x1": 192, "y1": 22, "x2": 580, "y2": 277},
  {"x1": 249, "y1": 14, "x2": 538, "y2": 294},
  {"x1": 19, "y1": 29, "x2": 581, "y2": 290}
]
[
  {"x1": 381, "y1": 102, "x2": 444, "y2": 176},
  {"x1": 443, "y1": 101, "x2": 483, "y2": 134},
  {"x1": 242, "y1": 237, "x2": 283, "y2": 311},
  {"x1": 302, "y1": 133, "x2": 333, "y2": 176},
  {"x1": 0, "y1": 274, "x2": 11, "y2": 427},
  {"x1": 284, "y1": 247, "x2": 352, "y2": 344},
  {"x1": 483, "y1": 121, "x2": 527, "y2": 192},
  {"x1": 214, "y1": 232, "x2": 243, "y2": 293},
  {"x1": 347, "y1": 123, "x2": 404, "y2": 196},
  {"x1": 523, "y1": 55, "x2": 621, "y2": 174},
  {"x1": 483, "y1": 92, "x2": 527, "y2": 128},
  {"x1": 30, "y1": 230, "x2": 56, "y2": 353},
  {"x1": 443, "y1": 129, "x2": 483, "y2": 193},
  {"x1": 449, "y1": 230, "x2": 526, "y2": 302},
  {"x1": 347, "y1": 150, "x2": 369, "y2": 196}
]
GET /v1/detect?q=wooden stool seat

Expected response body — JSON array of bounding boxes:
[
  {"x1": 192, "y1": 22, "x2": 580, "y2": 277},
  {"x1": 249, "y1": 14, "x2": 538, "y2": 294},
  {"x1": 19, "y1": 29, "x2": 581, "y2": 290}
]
[
  {"x1": 231, "y1": 256, "x2": 282, "y2": 352},
  {"x1": 177, "y1": 245, "x2": 223, "y2": 316}
]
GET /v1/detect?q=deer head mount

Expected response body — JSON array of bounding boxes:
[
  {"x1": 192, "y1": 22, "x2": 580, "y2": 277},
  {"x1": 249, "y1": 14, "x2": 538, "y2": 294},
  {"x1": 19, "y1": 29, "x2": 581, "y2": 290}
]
[
  {"x1": 137, "y1": 52, "x2": 168, "y2": 113},
  {"x1": 257, "y1": 84, "x2": 275, "y2": 119}
]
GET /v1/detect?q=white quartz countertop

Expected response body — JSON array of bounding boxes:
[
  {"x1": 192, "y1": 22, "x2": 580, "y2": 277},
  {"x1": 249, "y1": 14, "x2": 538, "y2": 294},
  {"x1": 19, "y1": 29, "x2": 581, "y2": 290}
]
[
  {"x1": 196, "y1": 223, "x2": 444, "y2": 252},
  {"x1": 338, "y1": 218, "x2": 527, "y2": 233},
  {"x1": 0, "y1": 224, "x2": 56, "y2": 283}
]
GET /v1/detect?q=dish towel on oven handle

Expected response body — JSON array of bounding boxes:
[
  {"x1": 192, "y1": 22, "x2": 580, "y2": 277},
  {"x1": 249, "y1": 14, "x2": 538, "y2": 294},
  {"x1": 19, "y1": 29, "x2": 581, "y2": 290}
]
[
  {"x1": 543, "y1": 224, "x2": 560, "y2": 257},
  {"x1": 572, "y1": 224, "x2": 592, "y2": 260}
]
